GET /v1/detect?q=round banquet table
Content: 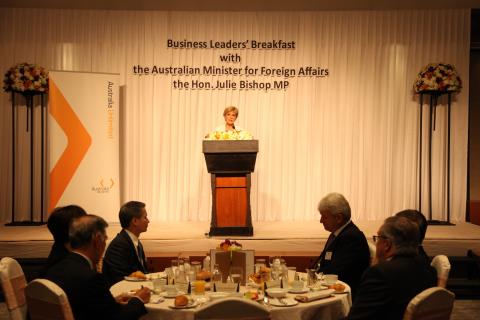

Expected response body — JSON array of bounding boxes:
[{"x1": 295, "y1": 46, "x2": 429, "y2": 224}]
[{"x1": 110, "y1": 275, "x2": 351, "y2": 320}]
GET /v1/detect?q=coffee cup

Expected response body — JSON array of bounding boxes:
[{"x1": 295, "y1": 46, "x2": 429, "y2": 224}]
[
  {"x1": 164, "y1": 284, "x2": 178, "y2": 296},
  {"x1": 153, "y1": 277, "x2": 166, "y2": 293},
  {"x1": 324, "y1": 274, "x2": 338, "y2": 285},
  {"x1": 291, "y1": 280, "x2": 304, "y2": 290}
]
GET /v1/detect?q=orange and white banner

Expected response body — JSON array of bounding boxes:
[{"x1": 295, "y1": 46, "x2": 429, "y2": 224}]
[{"x1": 48, "y1": 71, "x2": 120, "y2": 221}]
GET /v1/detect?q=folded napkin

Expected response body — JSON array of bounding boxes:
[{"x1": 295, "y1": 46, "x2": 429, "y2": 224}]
[{"x1": 295, "y1": 289, "x2": 335, "y2": 303}]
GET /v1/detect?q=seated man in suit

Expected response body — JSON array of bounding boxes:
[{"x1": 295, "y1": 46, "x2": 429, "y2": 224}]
[
  {"x1": 395, "y1": 209, "x2": 429, "y2": 263},
  {"x1": 46, "y1": 215, "x2": 150, "y2": 320},
  {"x1": 311, "y1": 193, "x2": 370, "y2": 298},
  {"x1": 103, "y1": 201, "x2": 150, "y2": 286},
  {"x1": 347, "y1": 216, "x2": 437, "y2": 320},
  {"x1": 44, "y1": 205, "x2": 87, "y2": 272}
]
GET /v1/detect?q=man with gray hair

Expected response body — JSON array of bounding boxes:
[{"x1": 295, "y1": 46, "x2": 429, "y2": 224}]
[
  {"x1": 46, "y1": 215, "x2": 150, "y2": 320},
  {"x1": 311, "y1": 192, "x2": 370, "y2": 297},
  {"x1": 347, "y1": 216, "x2": 436, "y2": 320}
]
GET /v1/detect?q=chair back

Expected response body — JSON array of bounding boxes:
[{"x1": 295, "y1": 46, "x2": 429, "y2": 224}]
[
  {"x1": 0, "y1": 257, "x2": 28, "y2": 320},
  {"x1": 195, "y1": 297, "x2": 270, "y2": 320},
  {"x1": 25, "y1": 279, "x2": 74, "y2": 320},
  {"x1": 430, "y1": 255, "x2": 451, "y2": 288},
  {"x1": 403, "y1": 287, "x2": 455, "y2": 320}
]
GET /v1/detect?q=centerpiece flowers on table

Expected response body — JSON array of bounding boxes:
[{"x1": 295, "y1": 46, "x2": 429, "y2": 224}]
[
  {"x1": 3, "y1": 62, "x2": 49, "y2": 94},
  {"x1": 218, "y1": 239, "x2": 242, "y2": 252},
  {"x1": 413, "y1": 63, "x2": 462, "y2": 94},
  {"x1": 205, "y1": 129, "x2": 253, "y2": 140}
]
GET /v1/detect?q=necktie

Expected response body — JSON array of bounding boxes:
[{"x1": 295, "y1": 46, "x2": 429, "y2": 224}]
[
  {"x1": 137, "y1": 241, "x2": 146, "y2": 269},
  {"x1": 324, "y1": 233, "x2": 335, "y2": 250},
  {"x1": 314, "y1": 233, "x2": 336, "y2": 271}
]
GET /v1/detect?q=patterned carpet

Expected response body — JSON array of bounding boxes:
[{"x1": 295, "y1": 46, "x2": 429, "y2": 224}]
[{"x1": 1, "y1": 299, "x2": 479, "y2": 319}]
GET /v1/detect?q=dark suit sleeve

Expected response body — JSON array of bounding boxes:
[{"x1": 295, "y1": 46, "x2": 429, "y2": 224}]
[
  {"x1": 347, "y1": 267, "x2": 391, "y2": 320},
  {"x1": 103, "y1": 237, "x2": 136, "y2": 285},
  {"x1": 86, "y1": 273, "x2": 147, "y2": 320}
]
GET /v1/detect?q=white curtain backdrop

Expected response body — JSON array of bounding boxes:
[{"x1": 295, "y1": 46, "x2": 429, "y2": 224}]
[{"x1": 0, "y1": 9, "x2": 470, "y2": 223}]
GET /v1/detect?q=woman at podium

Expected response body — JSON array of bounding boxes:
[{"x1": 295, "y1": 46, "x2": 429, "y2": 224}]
[{"x1": 205, "y1": 106, "x2": 252, "y2": 140}]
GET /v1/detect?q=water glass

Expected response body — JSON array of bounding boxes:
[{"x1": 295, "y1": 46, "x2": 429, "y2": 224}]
[
  {"x1": 230, "y1": 267, "x2": 243, "y2": 284},
  {"x1": 153, "y1": 277, "x2": 166, "y2": 293},
  {"x1": 254, "y1": 258, "x2": 266, "y2": 273},
  {"x1": 164, "y1": 267, "x2": 174, "y2": 284},
  {"x1": 306, "y1": 269, "x2": 318, "y2": 286},
  {"x1": 287, "y1": 267, "x2": 296, "y2": 285}
]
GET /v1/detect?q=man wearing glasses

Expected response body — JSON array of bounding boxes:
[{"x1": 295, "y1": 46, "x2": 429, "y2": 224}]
[{"x1": 347, "y1": 216, "x2": 436, "y2": 320}]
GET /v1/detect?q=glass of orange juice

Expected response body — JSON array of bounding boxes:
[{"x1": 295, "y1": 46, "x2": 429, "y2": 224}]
[{"x1": 193, "y1": 280, "x2": 206, "y2": 295}]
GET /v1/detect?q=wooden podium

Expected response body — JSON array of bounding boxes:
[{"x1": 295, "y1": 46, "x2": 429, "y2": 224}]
[{"x1": 203, "y1": 140, "x2": 258, "y2": 236}]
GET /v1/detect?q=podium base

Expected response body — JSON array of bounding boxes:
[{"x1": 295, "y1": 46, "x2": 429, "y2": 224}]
[
  {"x1": 209, "y1": 226, "x2": 253, "y2": 237},
  {"x1": 5, "y1": 221, "x2": 47, "y2": 227},
  {"x1": 427, "y1": 220, "x2": 455, "y2": 226}
]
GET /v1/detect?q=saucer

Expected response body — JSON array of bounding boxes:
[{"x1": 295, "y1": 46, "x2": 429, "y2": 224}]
[
  {"x1": 124, "y1": 276, "x2": 146, "y2": 282},
  {"x1": 288, "y1": 287, "x2": 309, "y2": 294},
  {"x1": 162, "y1": 291, "x2": 185, "y2": 298},
  {"x1": 168, "y1": 301, "x2": 197, "y2": 309},
  {"x1": 269, "y1": 298, "x2": 298, "y2": 307}
]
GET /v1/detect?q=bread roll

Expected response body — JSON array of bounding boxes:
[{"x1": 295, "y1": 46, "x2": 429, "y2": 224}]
[
  {"x1": 129, "y1": 271, "x2": 147, "y2": 279},
  {"x1": 329, "y1": 283, "x2": 346, "y2": 293},
  {"x1": 174, "y1": 295, "x2": 189, "y2": 307},
  {"x1": 196, "y1": 270, "x2": 211, "y2": 280}
]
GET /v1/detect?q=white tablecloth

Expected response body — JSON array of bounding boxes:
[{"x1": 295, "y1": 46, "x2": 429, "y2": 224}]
[{"x1": 110, "y1": 277, "x2": 351, "y2": 320}]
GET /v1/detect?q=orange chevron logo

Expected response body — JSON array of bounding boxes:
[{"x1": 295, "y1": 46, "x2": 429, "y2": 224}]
[{"x1": 48, "y1": 79, "x2": 92, "y2": 212}]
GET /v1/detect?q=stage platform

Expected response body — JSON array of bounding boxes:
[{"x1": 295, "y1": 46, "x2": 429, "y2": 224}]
[{"x1": 1, "y1": 220, "x2": 480, "y2": 259}]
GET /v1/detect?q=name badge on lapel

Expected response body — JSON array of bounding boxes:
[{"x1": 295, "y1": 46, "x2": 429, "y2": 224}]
[{"x1": 325, "y1": 251, "x2": 333, "y2": 260}]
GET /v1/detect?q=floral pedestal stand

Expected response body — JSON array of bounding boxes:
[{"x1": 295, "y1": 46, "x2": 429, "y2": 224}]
[
  {"x1": 5, "y1": 91, "x2": 47, "y2": 226},
  {"x1": 418, "y1": 91, "x2": 454, "y2": 226}
]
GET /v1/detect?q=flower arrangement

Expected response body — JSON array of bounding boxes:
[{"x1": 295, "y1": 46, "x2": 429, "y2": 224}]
[
  {"x1": 205, "y1": 130, "x2": 253, "y2": 140},
  {"x1": 413, "y1": 63, "x2": 462, "y2": 94},
  {"x1": 218, "y1": 239, "x2": 242, "y2": 251},
  {"x1": 3, "y1": 62, "x2": 48, "y2": 94}
]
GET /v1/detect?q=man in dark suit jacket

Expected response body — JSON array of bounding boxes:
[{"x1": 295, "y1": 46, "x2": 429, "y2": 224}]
[
  {"x1": 44, "y1": 205, "x2": 87, "y2": 273},
  {"x1": 396, "y1": 209, "x2": 430, "y2": 263},
  {"x1": 348, "y1": 216, "x2": 437, "y2": 320},
  {"x1": 45, "y1": 215, "x2": 150, "y2": 320},
  {"x1": 311, "y1": 193, "x2": 370, "y2": 298},
  {"x1": 103, "y1": 201, "x2": 150, "y2": 286}
]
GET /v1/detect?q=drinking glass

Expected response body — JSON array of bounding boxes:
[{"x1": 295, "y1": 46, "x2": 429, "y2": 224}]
[
  {"x1": 171, "y1": 259, "x2": 179, "y2": 269},
  {"x1": 164, "y1": 267, "x2": 174, "y2": 284},
  {"x1": 230, "y1": 267, "x2": 243, "y2": 284},
  {"x1": 193, "y1": 280, "x2": 206, "y2": 295},
  {"x1": 254, "y1": 258, "x2": 266, "y2": 273},
  {"x1": 306, "y1": 269, "x2": 318, "y2": 286},
  {"x1": 287, "y1": 266, "x2": 296, "y2": 286}
]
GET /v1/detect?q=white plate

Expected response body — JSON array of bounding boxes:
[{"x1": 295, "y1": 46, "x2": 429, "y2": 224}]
[
  {"x1": 124, "y1": 276, "x2": 147, "y2": 282},
  {"x1": 310, "y1": 285, "x2": 329, "y2": 291},
  {"x1": 168, "y1": 301, "x2": 197, "y2": 309},
  {"x1": 162, "y1": 291, "x2": 185, "y2": 298},
  {"x1": 148, "y1": 295, "x2": 165, "y2": 304},
  {"x1": 269, "y1": 298, "x2": 298, "y2": 307},
  {"x1": 288, "y1": 288, "x2": 310, "y2": 294}
]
